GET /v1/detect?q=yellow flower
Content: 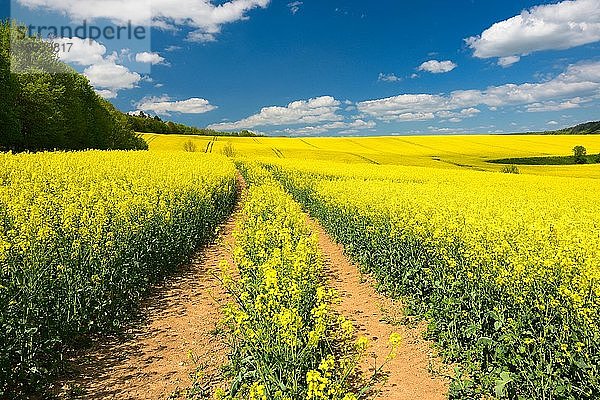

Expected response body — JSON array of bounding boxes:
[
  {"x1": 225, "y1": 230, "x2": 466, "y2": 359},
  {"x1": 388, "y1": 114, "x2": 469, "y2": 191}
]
[
  {"x1": 248, "y1": 382, "x2": 267, "y2": 400},
  {"x1": 355, "y1": 336, "x2": 369, "y2": 352},
  {"x1": 389, "y1": 332, "x2": 402, "y2": 348}
]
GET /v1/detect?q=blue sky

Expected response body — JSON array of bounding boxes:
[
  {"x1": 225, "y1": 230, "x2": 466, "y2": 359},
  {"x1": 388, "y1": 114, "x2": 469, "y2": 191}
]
[{"x1": 6, "y1": 0, "x2": 600, "y2": 136}]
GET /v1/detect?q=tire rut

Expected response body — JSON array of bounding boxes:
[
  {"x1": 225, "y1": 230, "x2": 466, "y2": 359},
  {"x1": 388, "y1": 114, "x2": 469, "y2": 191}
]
[{"x1": 306, "y1": 217, "x2": 450, "y2": 400}]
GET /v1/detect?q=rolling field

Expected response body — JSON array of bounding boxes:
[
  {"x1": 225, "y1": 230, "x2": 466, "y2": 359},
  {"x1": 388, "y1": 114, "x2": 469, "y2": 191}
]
[
  {"x1": 4, "y1": 1, "x2": 600, "y2": 398},
  {"x1": 2, "y1": 133, "x2": 600, "y2": 399},
  {"x1": 141, "y1": 132, "x2": 600, "y2": 397},
  {"x1": 142, "y1": 133, "x2": 600, "y2": 178},
  {"x1": 211, "y1": 164, "x2": 368, "y2": 400},
  {"x1": 265, "y1": 158, "x2": 600, "y2": 398}
]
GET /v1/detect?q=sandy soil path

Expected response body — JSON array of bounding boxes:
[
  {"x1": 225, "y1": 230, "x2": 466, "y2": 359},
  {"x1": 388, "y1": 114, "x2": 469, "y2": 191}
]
[
  {"x1": 307, "y1": 218, "x2": 449, "y2": 400},
  {"x1": 55, "y1": 174, "x2": 447, "y2": 400},
  {"x1": 56, "y1": 177, "x2": 245, "y2": 400}
]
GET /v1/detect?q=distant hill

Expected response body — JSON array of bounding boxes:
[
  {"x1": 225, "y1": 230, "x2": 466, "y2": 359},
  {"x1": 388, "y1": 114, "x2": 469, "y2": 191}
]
[
  {"x1": 1, "y1": 20, "x2": 147, "y2": 152},
  {"x1": 125, "y1": 111, "x2": 260, "y2": 137},
  {"x1": 544, "y1": 121, "x2": 600, "y2": 135}
]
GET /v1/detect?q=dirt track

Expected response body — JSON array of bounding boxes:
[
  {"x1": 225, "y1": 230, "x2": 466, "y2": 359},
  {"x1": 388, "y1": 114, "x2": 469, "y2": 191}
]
[
  {"x1": 56, "y1": 176, "x2": 448, "y2": 400},
  {"x1": 307, "y1": 218, "x2": 449, "y2": 400}
]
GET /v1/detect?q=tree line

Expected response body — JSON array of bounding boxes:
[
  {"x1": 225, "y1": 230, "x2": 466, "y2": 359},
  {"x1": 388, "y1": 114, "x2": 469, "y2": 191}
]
[
  {"x1": 515, "y1": 120, "x2": 600, "y2": 136},
  {"x1": 554, "y1": 121, "x2": 600, "y2": 135},
  {"x1": 125, "y1": 111, "x2": 260, "y2": 137},
  {"x1": 1, "y1": 21, "x2": 147, "y2": 152}
]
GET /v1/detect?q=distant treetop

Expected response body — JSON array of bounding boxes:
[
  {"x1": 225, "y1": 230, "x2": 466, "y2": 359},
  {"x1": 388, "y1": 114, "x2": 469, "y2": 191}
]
[
  {"x1": 125, "y1": 111, "x2": 261, "y2": 137},
  {"x1": 546, "y1": 121, "x2": 600, "y2": 135}
]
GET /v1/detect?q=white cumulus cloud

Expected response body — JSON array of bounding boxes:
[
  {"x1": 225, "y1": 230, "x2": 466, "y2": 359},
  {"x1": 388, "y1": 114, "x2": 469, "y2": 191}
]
[
  {"x1": 276, "y1": 119, "x2": 376, "y2": 136},
  {"x1": 418, "y1": 60, "x2": 457, "y2": 74},
  {"x1": 94, "y1": 89, "x2": 118, "y2": 99},
  {"x1": 49, "y1": 38, "x2": 142, "y2": 98},
  {"x1": 208, "y1": 96, "x2": 343, "y2": 130},
  {"x1": 378, "y1": 72, "x2": 402, "y2": 82},
  {"x1": 84, "y1": 63, "x2": 141, "y2": 98},
  {"x1": 136, "y1": 96, "x2": 217, "y2": 116},
  {"x1": 497, "y1": 56, "x2": 521, "y2": 68},
  {"x1": 52, "y1": 37, "x2": 107, "y2": 66},
  {"x1": 466, "y1": 0, "x2": 600, "y2": 65},
  {"x1": 357, "y1": 61, "x2": 600, "y2": 121},
  {"x1": 17, "y1": 0, "x2": 271, "y2": 42},
  {"x1": 135, "y1": 52, "x2": 166, "y2": 65},
  {"x1": 526, "y1": 97, "x2": 591, "y2": 112}
]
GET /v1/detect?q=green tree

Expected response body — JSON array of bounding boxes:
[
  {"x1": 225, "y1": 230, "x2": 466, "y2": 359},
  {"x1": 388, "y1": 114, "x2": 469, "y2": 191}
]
[
  {"x1": 501, "y1": 165, "x2": 520, "y2": 174},
  {"x1": 221, "y1": 142, "x2": 236, "y2": 157},
  {"x1": 573, "y1": 145, "x2": 587, "y2": 164},
  {"x1": 0, "y1": 22, "x2": 22, "y2": 150},
  {"x1": 1, "y1": 20, "x2": 147, "y2": 152}
]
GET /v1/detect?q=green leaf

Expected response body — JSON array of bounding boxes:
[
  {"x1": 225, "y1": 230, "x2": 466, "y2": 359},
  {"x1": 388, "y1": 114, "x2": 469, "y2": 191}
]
[{"x1": 494, "y1": 371, "x2": 514, "y2": 398}]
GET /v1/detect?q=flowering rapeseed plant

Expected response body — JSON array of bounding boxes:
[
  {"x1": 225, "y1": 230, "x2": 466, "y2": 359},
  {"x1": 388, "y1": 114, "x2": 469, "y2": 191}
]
[
  {"x1": 211, "y1": 163, "x2": 367, "y2": 400},
  {"x1": 0, "y1": 150, "x2": 237, "y2": 393},
  {"x1": 267, "y1": 158, "x2": 600, "y2": 399}
]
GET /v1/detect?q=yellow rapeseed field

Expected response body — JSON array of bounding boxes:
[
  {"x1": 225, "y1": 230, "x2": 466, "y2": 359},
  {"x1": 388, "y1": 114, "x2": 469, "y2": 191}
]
[
  {"x1": 143, "y1": 133, "x2": 600, "y2": 179},
  {"x1": 187, "y1": 162, "x2": 402, "y2": 400},
  {"x1": 264, "y1": 157, "x2": 600, "y2": 398},
  {"x1": 0, "y1": 150, "x2": 237, "y2": 393},
  {"x1": 4, "y1": 131, "x2": 600, "y2": 398},
  {"x1": 207, "y1": 163, "x2": 365, "y2": 400},
  {"x1": 140, "y1": 133, "x2": 600, "y2": 397}
]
